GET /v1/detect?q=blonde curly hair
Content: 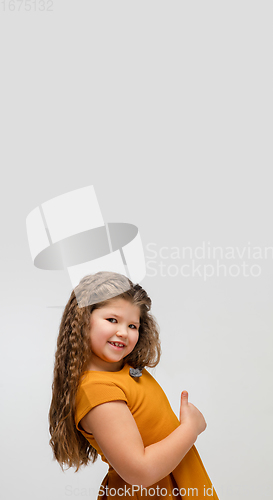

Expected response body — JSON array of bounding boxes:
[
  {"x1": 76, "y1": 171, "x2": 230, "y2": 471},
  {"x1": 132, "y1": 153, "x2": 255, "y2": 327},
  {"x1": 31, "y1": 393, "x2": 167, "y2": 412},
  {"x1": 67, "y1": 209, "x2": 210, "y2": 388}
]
[{"x1": 48, "y1": 271, "x2": 161, "y2": 472}]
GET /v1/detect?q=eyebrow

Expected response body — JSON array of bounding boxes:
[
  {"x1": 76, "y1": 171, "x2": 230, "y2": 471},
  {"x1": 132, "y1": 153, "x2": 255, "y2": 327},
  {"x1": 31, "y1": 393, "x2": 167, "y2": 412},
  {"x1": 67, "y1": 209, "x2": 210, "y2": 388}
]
[{"x1": 104, "y1": 312, "x2": 140, "y2": 325}]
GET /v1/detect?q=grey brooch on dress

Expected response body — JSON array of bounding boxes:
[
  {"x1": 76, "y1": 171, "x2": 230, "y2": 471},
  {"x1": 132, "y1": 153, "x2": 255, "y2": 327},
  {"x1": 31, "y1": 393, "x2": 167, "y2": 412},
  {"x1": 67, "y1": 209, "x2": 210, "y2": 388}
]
[{"x1": 129, "y1": 367, "x2": 143, "y2": 378}]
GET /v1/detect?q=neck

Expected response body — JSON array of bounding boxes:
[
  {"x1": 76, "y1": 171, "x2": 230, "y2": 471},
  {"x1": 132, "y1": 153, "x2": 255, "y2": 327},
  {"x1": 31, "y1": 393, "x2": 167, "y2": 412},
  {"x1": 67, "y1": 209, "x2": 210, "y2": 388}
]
[{"x1": 86, "y1": 354, "x2": 124, "y2": 372}]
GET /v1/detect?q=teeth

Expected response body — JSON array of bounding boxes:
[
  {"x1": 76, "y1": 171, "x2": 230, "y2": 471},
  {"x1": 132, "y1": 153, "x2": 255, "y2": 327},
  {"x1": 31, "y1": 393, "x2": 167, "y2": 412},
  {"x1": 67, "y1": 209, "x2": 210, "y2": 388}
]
[{"x1": 110, "y1": 342, "x2": 124, "y2": 347}]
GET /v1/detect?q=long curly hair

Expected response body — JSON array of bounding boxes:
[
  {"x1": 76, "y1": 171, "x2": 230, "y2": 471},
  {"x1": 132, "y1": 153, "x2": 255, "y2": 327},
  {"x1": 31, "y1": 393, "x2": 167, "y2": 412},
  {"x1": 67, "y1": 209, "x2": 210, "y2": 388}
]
[{"x1": 48, "y1": 271, "x2": 161, "y2": 472}]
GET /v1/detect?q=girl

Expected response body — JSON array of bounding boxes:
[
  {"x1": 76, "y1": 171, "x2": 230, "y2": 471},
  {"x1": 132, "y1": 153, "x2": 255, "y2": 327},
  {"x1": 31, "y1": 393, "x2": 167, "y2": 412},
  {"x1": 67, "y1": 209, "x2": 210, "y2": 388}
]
[{"x1": 49, "y1": 271, "x2": 219, "y2": 499}]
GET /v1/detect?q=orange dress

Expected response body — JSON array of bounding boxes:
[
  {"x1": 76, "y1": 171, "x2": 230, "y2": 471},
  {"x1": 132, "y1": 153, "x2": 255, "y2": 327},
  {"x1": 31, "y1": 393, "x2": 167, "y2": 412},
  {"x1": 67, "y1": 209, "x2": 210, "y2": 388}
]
[{"x1": 75, "y1": 364, "x2": 219, "y2": 499}]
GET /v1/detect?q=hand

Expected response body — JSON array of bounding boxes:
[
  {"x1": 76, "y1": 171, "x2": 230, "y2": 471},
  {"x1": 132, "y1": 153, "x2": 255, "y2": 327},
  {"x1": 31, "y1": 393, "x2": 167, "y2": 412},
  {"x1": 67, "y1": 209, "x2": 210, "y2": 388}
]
[{"x1": 179, "y1": 391, "x2": 207, "y2": 436}]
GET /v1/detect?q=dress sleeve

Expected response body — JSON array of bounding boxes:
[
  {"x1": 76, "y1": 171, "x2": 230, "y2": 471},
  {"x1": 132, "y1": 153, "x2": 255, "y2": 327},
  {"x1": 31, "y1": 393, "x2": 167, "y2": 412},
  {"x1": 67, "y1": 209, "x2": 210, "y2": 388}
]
[{"x1": 75, "y1": 377, "x2": 128, "y2": 432}]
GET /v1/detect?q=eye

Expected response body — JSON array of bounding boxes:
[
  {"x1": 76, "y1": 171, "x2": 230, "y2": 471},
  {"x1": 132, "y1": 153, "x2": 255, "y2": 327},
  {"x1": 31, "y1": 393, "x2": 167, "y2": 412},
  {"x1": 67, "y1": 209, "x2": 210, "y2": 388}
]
[
  {"x1": 129, "y1": 324, "x2": 138, "y2": 330},
  {"x1": 106, "y1": 318, "x2": 117, "y2": 323}
]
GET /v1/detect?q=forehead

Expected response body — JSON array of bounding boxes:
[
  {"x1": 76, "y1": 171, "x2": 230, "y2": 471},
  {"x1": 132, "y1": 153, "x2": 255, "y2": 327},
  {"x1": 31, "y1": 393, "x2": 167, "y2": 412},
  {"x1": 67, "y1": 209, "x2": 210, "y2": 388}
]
[{"x1": 96, "y1": 297, "x2": 140, "y2": 316}]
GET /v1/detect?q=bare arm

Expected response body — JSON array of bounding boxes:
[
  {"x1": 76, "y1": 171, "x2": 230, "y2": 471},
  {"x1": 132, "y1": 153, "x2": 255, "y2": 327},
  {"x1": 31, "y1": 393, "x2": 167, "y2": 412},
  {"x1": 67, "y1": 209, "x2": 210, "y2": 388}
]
[{"x1": 80, "y1": 391, "x2": 206, "y2": 487}]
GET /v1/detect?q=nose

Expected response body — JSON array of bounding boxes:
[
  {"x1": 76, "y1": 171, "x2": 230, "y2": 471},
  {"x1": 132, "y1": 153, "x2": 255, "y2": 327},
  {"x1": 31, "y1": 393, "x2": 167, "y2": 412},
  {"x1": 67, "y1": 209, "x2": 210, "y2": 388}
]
[{"x1": 116, "y1": 324, "x2": 128, "y2": 338}]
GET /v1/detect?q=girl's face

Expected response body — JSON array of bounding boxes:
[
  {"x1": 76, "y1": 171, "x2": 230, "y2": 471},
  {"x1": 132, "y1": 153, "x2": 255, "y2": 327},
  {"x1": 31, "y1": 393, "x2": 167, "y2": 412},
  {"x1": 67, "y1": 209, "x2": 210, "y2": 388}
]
[{"x1": 87, "y1": 297, "x2": 140, "y2": 372}]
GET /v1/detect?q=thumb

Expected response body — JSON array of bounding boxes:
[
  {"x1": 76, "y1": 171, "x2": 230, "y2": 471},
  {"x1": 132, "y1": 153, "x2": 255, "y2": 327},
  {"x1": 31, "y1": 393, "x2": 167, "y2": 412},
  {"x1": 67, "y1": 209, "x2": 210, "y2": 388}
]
[{"x1": 181, "y1": 391, "x2": 188, "y2": 402}]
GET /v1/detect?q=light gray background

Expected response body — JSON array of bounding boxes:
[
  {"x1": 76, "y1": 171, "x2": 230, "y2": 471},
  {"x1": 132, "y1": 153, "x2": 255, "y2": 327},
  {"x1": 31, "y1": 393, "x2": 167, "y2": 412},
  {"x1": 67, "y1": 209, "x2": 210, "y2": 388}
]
[{"x1": 1, "y1": 1, "x2": 273, "y2": 499}]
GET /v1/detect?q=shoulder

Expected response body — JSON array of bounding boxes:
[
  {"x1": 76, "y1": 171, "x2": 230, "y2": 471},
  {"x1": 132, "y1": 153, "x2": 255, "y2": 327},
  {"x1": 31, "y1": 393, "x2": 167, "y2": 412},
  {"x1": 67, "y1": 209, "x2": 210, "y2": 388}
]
[
  {"x1": 76, "y1": 368, "x2": 130, "y2": 405},
  {"x1": 75, "y1": 366, "x2": 132, "y2": 430}
]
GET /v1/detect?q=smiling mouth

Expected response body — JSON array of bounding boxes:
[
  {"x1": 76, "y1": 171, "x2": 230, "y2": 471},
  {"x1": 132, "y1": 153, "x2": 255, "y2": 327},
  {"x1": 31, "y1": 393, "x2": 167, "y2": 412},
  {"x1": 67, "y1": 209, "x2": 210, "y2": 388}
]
[{"x1": 108, "y1": 341, "x2": 126, "y2": 348}]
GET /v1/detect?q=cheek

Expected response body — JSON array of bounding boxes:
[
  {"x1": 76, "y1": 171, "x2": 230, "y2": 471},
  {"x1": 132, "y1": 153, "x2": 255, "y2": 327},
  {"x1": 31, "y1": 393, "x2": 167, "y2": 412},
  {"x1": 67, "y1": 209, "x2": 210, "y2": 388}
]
[
  {"x1": 89, "y1": 335, "x2": 97, "y2": 351},
  {"x1": 131, "y1": 331, "x2": 139, "y2": 347},
  {"x1": 89, "y1": 329, "x2": 104, "y2": 350}
]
